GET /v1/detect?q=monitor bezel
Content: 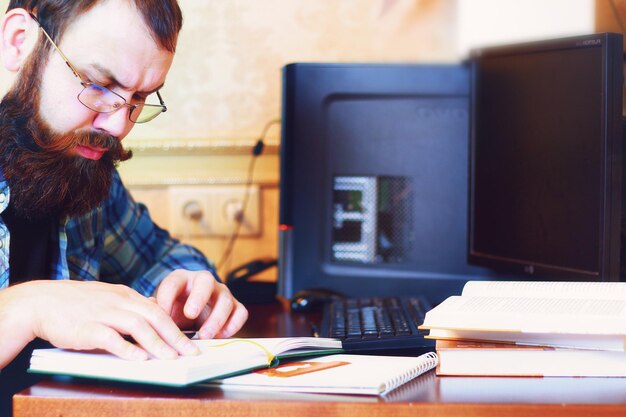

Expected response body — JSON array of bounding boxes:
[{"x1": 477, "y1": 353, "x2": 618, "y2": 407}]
[{"x1": 467, "y1": 33, "x2": 624, "y2": 281}]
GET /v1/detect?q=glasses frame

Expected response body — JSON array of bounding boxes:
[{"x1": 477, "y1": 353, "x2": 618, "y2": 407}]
[{"x1": 29, "y1": 13, "x2": 167, "y2": 124}]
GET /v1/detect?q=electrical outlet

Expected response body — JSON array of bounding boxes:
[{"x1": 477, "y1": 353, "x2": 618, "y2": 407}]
[
  {"x1": 169, "y1": 186, "x2": 213, "y2": 237},
  {"x1": 168, "y1": 185, "x2": 260, "y2": 238},
  {"x1": 209, "y1": 185, "x2": 261, "y2": 237}
]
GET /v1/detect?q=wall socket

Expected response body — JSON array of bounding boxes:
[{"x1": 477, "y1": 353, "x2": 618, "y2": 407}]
[{"x1": 169, "y1": 185, "x2": 261, "y2": 237}]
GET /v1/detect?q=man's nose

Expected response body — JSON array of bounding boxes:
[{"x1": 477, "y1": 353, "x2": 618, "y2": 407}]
[{"x1": 91, "y1": 105, "x2": 132, "y2": 139}]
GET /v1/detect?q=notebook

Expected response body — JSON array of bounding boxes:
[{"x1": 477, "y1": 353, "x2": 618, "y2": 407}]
[{"x1": 202, "y1": 352, "x2": 439, "y2": 396}]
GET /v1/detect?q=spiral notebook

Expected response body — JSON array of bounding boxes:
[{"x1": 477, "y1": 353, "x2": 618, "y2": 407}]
[{"x1": 202, "y1": 352, "x2": 438, "y2": 396}]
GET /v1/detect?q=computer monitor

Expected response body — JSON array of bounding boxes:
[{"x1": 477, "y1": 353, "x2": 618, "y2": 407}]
[
  {"x1": 468, "y1": 33, "x2": 624, "y2": 280},
  {"x1": 278, "y1": 63, "x2": 499, "y2": 305}
]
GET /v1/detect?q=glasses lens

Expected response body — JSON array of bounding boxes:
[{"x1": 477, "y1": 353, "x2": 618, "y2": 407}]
[
  {"x1": 78, "y1": 84, "x2": 125, "y2": 113},
  {"x1": 131, "y1": 104, "x2": 165, "y2": 123}
]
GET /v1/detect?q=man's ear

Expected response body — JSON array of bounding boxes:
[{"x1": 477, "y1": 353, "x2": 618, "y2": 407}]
[{"x1": 0, "y1": 9, "x2": 39, "y2": 72}]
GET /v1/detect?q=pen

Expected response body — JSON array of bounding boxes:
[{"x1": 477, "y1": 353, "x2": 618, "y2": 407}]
[
  {"x1": 124, "y1": 330, "x2": 198, "y2": 343},
  {"x1": 182, "y1": 330, "x2": 199, "y2": 339}
]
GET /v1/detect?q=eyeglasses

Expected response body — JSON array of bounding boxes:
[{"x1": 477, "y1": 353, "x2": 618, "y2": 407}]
[{"x1": 30, "y1": 13, "x2": 167, "y2": 123}]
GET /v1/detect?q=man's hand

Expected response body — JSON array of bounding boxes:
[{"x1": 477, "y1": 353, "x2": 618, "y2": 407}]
[
  {"x1": 155, "y1": 269, "x2": 248, "y2": 339},
  {"x1": 0, "y1": 280, "x2": 201, "y2": 369}
]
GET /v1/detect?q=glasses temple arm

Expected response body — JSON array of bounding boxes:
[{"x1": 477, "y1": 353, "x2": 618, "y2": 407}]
[
  {"x1": 29, "y1": 12, "x2": 85, "y2": 83},
  {"x1": 156, "y1": 91, "x2": 167, "y2": 112}
]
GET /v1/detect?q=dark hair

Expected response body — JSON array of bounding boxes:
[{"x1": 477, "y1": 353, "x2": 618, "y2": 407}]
[{"x1": 7, "y1": 0, "x2": 183, "y2": 52}]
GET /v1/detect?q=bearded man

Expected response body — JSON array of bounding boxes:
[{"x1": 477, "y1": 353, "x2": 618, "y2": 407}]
[{"x1": 0, "y1": 1, "x2": 248, "y2": 414}]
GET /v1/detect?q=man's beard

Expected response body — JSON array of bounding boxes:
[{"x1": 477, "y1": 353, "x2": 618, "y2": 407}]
[{"x1": 0, "y1": 52, "x2": 132, "y2": 220}]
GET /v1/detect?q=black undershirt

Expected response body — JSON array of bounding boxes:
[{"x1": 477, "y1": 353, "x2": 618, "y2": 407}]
[
  {"x1": 2, "y1": 202, "x2": 59, "y2": 282},
  {"x1": 0, "y1": 202, "x2": 58, "y2": 416}
]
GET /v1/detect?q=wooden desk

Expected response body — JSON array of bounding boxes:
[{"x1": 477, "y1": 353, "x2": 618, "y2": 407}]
[{"x1": 13, "y1": 302, "x2": 626, "y2": 417}]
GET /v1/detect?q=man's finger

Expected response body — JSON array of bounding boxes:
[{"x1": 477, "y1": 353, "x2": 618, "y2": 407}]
[
  {"x1": 214, "y1": 302, "x2": 248, "y2": 339},
  {"x1": 103, "y1": 309, "x2": 179, "y2": 359},
  {"x1": 85, "y1": 323, "x2": 149, "y2": 361},
  {"x1": 183, "y1": 272, "x2": 215, "y2": 320},
  {"x1": 197, "y1": 288, "x2": 235, "y2": 339},
  {"x1": 155, "y1": 270, "x2": 189, "y2": 316}
]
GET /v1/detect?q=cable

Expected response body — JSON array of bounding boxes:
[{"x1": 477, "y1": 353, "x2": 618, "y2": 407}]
[{"x1": 216, "y1": 118, "x2": 281, "y2": 278}]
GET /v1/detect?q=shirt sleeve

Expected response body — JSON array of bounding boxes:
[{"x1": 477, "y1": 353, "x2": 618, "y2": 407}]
[{"x1": 100, "y1": 171, "x2": 218, "y2": 296}]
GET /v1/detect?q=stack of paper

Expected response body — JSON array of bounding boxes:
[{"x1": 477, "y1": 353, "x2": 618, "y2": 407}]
[{"x1": 419, "y1": 281, "x2": 626, "y2": 376}]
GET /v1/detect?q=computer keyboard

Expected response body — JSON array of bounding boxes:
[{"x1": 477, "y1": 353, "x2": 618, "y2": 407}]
[{"x1": 319, "y1": 296, "x2": 435, "y2": 352}]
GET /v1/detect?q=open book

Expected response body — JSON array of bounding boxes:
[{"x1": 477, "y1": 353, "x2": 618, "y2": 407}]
[
  {"x1": 420, "y1": 281, "x2": 626, "y2": 350},
  {"x1": 436, "y1": 339, "x2": 626, "y2": 377},
  {"x1": 29, "y1": 337, "x2": 342, "y2": 387},
  {"x1": 202, "y1": 352, "x2": 438, "y2": 396}
]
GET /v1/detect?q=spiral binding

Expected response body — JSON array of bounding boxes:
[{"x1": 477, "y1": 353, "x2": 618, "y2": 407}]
[{"x1": 383, "y1": 352, "x2": 439, "y2": 394}]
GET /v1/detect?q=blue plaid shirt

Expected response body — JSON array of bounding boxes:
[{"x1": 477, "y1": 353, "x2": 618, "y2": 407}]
[{"x1": 0, "y1": 169, "x2": 215, "y2": 295}]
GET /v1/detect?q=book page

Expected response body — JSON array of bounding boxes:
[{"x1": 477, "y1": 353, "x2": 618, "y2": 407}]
[
  {"x1": 422, "y1": 295, "x2": 626, "y2": 335},
  {"x1": 461, "y1": 281, "x2": 626, "y2": 300},
  {"x1": 428, "y1": 328, "x2": 626, "y2": 350},
  {"x1": 195, "y1": 338, "x2": 341, "y2": 359},
  {"x1": 268, "y1": 337, "x2": 342, "y2": 355}
]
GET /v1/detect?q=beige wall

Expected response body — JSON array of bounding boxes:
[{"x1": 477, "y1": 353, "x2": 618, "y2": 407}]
[
  {"x1": 596, "y1": 0, "x2": 626, "y2": 114},
  {"x1": 596, "y1": 0, "x2": 625, "y2": 38},
  {"x1": 135, "y1": 0, "x2": 457, "y2": 144}
]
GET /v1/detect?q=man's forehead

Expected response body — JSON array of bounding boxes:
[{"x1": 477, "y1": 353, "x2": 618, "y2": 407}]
[
  {"x1": 56, "y1": 0, "x2": 174, "y2": 91},
  {"x1": 61, "y1": 0, "x2": 145, "y2": 33}
]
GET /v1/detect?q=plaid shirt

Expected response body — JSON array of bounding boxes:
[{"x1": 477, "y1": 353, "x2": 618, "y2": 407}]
[{"x1": 0, "y1": 169, "x2": 215, "y2": 295}]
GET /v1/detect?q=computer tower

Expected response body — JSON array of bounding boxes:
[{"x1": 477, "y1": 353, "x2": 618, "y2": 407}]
[{"x1": 278, "y1": 63, "x2": 499, "y2": 305}]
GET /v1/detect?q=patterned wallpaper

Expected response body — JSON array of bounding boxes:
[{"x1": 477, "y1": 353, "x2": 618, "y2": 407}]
[{"x1": 0, "y1": 0, "x2": 457, "y2": 145}]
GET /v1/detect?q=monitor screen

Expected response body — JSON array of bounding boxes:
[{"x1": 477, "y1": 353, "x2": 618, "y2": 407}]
[
  {"x1": 469, "y1": 33, "x2": 624, "y2": 280},
  {"x1": 279, "y1": 63, "x2": 500, "y2": 304}
]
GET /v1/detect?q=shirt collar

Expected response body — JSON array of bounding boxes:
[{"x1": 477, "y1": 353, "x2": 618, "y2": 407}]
[{"x1": 0, "y1": 167, "x2": 9, "y2": 213}]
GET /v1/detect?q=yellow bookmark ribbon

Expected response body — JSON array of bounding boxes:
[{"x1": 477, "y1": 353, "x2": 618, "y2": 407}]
[{"x1": 206, "y1": 339, "x2": 277, "y2": 367}]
